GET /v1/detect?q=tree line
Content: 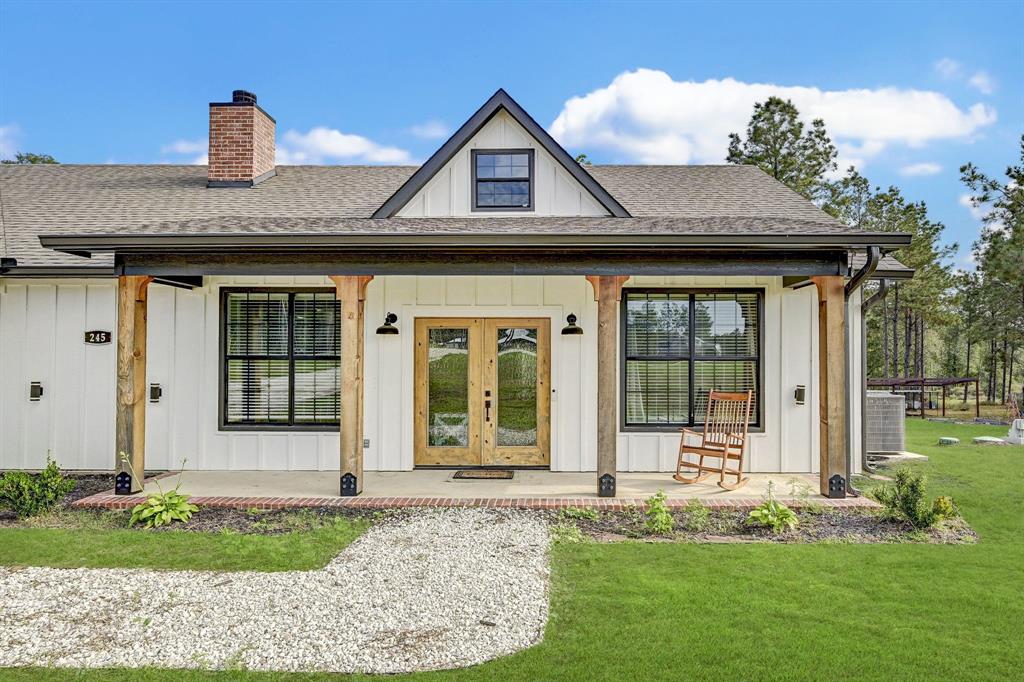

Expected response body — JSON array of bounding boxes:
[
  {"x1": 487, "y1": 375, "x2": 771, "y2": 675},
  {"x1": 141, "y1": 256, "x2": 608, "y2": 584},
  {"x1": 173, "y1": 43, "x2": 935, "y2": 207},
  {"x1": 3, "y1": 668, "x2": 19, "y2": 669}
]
[{"x1": 727, "y1": 97, "x2": 1022, "y2": 406}]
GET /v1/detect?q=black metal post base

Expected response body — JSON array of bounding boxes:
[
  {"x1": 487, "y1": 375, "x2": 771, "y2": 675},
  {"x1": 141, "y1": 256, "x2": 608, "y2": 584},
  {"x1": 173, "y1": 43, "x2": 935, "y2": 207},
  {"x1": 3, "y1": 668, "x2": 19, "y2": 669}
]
[
  {"x1": 114, "y1": 471, "x2": 134, "y2": 495},
  {"x1": 598, "y1": 473, "x2": 616, "y2": 498},
  {"x1": 340, "y1": 473, "x2": 359, "y2": 497},
  {"x1": 827, "y1": 474, "x2": 847, "y2": 499}
]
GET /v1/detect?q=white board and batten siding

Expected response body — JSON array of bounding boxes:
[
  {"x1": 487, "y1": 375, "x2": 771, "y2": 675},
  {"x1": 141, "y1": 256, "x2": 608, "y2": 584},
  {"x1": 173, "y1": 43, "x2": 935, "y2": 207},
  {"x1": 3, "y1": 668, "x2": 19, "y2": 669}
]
[
  {"x1": 0, "y1": 275, "x2": 861, "y2": 475},
  {"x1": 0, "y1": 280, "x2": 117, "y2": 470},
  {"x1": 397, "y1": 110, "x2": 609, "y2": 218}
]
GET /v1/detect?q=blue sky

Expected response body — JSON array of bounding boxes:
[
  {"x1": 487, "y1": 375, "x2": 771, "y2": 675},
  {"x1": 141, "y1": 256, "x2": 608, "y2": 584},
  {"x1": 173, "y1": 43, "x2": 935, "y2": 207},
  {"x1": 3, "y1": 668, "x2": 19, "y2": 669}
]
[{"x1": 1, "y1": 0, "x2": 1021, "y2": 267}]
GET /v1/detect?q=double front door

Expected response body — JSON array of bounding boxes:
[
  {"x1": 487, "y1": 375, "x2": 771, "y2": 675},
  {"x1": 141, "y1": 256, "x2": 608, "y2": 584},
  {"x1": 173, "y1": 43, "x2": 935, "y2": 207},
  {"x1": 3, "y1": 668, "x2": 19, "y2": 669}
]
[{"x1": 414, "y1": 317, "x2": 551, "y2": 467}]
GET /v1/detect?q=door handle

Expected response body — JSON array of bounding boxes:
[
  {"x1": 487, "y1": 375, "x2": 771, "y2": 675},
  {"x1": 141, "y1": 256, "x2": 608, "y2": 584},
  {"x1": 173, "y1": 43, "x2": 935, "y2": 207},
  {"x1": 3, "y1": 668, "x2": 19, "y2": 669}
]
[{"x1": 485, "y1": 399, "x2": 492, "y2": 422}]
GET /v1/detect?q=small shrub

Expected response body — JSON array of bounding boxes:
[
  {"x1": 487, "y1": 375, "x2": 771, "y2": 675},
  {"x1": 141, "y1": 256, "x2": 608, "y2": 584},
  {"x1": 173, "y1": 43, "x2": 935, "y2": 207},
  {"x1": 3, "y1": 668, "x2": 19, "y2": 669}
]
[
  {"x1": 931, "y1": 495, "x2": 959, "y2": 521},
  {"x1": 0, "y1": 456, "x2": 75, "y2": 518},
  {"x1": 560, "y1": 506, "x2": 599, "y2": 521},
  {"x1": 682, "y1": 499, "x2": 711, "y2": 532},
  {"x1": 123, "y1": 454, "x2": 198, "y2": 529},
  {"x1": 746, "y1": 482, "x2": 798, "y2": 534},
  {"x1": 644, "y1": 490, "x2": 675, "y2": 535},
  {"x1": 550, "y1": 522, "x2": 589, "y2": 544},
  {"x1": 871, "y1": 467, "x2": 952, "y2": 529}
]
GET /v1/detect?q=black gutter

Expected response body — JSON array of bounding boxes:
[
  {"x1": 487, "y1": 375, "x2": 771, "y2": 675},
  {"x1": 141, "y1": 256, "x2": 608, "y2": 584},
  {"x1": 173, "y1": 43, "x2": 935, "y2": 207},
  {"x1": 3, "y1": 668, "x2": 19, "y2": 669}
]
[
  {"x1": 860, "y1": 278, "x2": 891, "y2": 475},
  {"x1": 0, "y1": 265, "x2": 200, "y2": 289},
  {"x1": 843, "y1": 245, "x2": 881, "y2": 497},
  {"x1": 41, "y1": 231, "x2": 913, "y2": 256}
]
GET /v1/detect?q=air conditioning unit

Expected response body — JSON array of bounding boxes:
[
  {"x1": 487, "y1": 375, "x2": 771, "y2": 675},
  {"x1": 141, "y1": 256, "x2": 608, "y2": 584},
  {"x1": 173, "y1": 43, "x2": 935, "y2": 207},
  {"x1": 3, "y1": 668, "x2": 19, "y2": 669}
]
[{"x1": 866, "y1": 391, "x2": 905, "y2": 453}]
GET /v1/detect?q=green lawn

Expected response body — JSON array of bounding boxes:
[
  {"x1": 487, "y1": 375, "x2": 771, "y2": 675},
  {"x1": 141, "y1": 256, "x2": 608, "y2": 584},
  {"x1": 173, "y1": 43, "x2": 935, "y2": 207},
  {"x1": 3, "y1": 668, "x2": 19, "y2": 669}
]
[
  {"x1": 2, "y1": 420, "x2": 1021, "y2": 681},
  {"x1": 0, "y1": 515, "x2": 369, "y2": 572}
]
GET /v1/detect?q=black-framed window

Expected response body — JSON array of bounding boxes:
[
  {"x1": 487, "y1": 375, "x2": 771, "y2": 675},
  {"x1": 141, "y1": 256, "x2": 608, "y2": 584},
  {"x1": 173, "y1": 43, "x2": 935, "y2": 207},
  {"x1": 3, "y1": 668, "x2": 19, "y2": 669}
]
[
  {"x1": 622, "y1": 290, "x2": 761, "y2": 429},
  {"x1": 221, "y1": 289, "x2": 340, "y2": 429},
  {"x1": 472, "y1": 149, "x2": 534, "y2": 211}
]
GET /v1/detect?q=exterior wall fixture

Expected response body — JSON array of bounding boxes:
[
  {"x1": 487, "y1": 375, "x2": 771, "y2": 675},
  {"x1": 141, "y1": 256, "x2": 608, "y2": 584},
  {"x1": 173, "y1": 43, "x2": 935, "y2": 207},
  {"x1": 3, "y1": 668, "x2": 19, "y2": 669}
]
[
  {"x1": 376, "y1": 312, "x2": 399, "y2": 335},
  {"x1": 29, "y1": 381, "x2": 44, "y2": 401},
  {"x1": 794, "y1": 385, "x2": 806, "y2": 405},
  {"x1": 149, "y1": 383, "x2": 163, "y2": 403},
  {"x1": 561, "y1": 313, "x2": 583, "y2": 335}
]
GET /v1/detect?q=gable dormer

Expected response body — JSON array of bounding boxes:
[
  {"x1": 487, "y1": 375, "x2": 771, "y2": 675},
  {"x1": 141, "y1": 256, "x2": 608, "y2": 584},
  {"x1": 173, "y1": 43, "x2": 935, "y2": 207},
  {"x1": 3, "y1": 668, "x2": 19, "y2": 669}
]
[{"x1": 373, "y1": 89, "x2": 629, "y2": 219}]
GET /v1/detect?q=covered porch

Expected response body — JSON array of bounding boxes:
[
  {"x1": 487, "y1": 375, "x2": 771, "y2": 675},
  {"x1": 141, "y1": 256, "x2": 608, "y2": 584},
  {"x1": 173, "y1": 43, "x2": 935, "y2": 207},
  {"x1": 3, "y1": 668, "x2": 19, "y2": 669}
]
[{"x1": 38, "y1": 231, "x2": 908, "y2": 502}]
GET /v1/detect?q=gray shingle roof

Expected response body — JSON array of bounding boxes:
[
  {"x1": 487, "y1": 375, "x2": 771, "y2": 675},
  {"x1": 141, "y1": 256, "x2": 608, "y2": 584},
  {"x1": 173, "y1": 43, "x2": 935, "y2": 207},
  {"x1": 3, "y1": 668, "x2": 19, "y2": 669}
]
[{"x1": 2, "y1": 163, "x2": 875, "y2": 269}]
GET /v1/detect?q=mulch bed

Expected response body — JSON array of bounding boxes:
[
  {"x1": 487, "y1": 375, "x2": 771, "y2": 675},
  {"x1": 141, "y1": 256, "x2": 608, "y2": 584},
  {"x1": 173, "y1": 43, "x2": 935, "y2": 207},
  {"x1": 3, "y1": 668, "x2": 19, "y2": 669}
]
[{"x1": 546, "y1": 507, "x2": 978, "y2": 544}]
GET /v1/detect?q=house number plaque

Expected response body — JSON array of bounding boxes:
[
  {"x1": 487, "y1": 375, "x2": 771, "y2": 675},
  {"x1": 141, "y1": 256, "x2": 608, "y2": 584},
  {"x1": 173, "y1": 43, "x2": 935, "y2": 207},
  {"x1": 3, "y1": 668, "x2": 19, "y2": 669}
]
[{"x1": 84, "y1": 330, "x2": 112, "y2": 345}]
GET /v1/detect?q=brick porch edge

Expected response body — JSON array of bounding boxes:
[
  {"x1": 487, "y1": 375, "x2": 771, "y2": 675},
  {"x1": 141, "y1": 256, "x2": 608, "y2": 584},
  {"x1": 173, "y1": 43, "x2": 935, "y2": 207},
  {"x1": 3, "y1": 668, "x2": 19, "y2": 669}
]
[{"x1": 73, "y1": 492, "x2": 880, "y2": 511}]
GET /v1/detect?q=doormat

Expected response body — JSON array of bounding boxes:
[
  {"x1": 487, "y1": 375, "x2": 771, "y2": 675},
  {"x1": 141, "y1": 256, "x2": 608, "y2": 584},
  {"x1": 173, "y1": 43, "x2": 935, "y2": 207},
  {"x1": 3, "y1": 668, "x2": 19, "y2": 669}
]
[{"x1": 453, "y1": 470, "x2": 514, "y2": 480}]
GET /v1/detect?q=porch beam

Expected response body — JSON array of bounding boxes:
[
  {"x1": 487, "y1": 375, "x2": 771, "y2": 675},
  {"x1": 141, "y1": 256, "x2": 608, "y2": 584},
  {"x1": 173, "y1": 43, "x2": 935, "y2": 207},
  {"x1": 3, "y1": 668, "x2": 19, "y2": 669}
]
[
  {"x1": 811, "y1": 275, "x2": 847, "y2": 497},
  {"x1": 329, "y1": 275, "x2": 373, "y2": 496},
  {"x1": 587, "y1": 275, "x2": 629, "y2": 497},
  {"x1": 116, "y1": 249, "x2": 850, "y2": 278},
  {"x1": 115, "y1": 275, "x2": 153, "y2": 494}
]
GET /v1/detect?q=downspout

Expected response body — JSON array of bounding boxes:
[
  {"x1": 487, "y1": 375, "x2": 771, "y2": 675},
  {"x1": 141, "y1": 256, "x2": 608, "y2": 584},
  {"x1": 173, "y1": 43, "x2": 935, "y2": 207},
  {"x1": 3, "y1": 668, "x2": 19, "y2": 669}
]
[
  {"x1": 843, "y1": 246, "x2": 881, "y2": 496},
  {"x1": 860, "y1": 278, "x2": 891, "y2": 476}
]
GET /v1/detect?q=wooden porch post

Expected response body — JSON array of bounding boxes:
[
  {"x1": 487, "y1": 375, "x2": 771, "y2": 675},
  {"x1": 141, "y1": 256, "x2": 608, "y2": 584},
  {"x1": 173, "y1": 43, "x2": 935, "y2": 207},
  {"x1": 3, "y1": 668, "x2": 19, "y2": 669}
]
[
  {"x1": 329, "y1": 275, "x2": 373, "y2": 496},
  {"x1": 587, "y1": 275, "x2": 628, "y2": 497},
  {"x1": 115, "y1": 275, "x2": 153, "y2": 494},
  {"x1": 811, "y1": 275, "x2": 847, "y2": 498}
]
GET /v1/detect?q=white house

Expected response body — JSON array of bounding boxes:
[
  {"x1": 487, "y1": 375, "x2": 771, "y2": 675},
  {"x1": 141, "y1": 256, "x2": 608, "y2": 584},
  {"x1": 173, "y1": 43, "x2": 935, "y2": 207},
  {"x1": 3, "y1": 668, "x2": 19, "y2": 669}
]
[{"x1": 0, "y1": 89, "x2": 913, "y2": 498}]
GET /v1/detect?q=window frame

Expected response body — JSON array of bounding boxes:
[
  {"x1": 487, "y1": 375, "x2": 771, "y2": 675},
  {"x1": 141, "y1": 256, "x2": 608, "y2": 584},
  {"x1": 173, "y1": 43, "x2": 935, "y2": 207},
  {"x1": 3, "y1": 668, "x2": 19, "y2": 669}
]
[
  {"x1": 218, "y1": 287, "x2": 341, "y2": 432},
  {"x1": 619, "y1": 288, "x2": 764, "y2": 433},
  {"x1": 470, "y1": 148, "x2": 535, "y2": 212}
]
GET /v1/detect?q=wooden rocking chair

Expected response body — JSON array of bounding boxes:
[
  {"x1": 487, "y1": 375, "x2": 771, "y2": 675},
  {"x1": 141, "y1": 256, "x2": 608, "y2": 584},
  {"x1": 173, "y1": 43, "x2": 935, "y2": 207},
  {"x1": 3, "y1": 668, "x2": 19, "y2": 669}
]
[{"x1": 673, "y1": 390, "x2": 753, "y2": 491}]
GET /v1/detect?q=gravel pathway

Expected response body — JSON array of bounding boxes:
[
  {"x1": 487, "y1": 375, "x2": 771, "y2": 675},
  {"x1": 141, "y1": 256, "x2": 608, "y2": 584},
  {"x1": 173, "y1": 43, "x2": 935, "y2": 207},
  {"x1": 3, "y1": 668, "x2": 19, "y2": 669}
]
[{"x1": 0, "y1": 508, "x2": 550, "y2": 673}]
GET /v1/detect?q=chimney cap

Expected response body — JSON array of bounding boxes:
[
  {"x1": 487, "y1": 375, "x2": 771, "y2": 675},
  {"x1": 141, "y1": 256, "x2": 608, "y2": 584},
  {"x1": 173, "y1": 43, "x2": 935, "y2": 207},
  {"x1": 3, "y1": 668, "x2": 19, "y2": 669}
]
[{"x1": 232, "y1": 90, "x2": 257, "y2": 104}]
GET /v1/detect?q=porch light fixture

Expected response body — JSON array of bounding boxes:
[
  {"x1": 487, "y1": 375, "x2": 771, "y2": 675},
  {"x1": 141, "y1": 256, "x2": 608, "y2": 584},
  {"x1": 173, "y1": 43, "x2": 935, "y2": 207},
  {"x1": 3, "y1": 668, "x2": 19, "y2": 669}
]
[
  {"x1": 561, "y1": 313, "x2": 583, "y2": 335},
  {"x1": 376, "y1": 312, "x2": 399, "y2": 335}
]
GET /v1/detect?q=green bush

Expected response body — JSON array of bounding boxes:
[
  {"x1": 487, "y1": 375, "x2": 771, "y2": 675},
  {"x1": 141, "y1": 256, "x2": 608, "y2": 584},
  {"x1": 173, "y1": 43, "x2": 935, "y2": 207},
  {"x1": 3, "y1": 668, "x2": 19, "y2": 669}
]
[
  {"x1": 871, "y1": 467, "x2": 955, "y2": 529},
  {"x1": 129, "y1": 489, "x2": 199, "y2": 529},
  {"x1": 681, "y1": 499, "x2": 711, "y2": 532},
  {"x1": 560, "y1": 506, "x2": 599, "y2": 521},
  {"x1": 644, "y1": 490, "x2": 675, "y2": 535},
  {"x1": 746, "y1": 482, "x2": 798, "y2": 534},
  {"x1": 0, "y1": 456, "x2": 75, "y2": 518},
  {"x1": 932, "y1": 495, "x2": 959, "y2": 521},
  {"x1": 123, "y1": 453, "x2": 199, "y2": 529}
]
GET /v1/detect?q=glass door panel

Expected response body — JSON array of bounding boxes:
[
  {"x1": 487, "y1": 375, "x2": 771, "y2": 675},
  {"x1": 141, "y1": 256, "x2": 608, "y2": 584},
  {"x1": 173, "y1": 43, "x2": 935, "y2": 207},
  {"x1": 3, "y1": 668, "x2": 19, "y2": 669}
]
[
  {"x1": 482, "y1": 319, "x2": 550, "y2": 466},
  {"x1": 414, "y1": 319, "x2": 482, "y2": 466}
]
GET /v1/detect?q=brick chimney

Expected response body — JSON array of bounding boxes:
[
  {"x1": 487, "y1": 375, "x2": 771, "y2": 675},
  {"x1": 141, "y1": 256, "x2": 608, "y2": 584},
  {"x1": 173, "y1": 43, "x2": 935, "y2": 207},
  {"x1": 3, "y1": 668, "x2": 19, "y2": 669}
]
[{"x1": 207, "y1": 90, "x2": 276, "y2": 187}]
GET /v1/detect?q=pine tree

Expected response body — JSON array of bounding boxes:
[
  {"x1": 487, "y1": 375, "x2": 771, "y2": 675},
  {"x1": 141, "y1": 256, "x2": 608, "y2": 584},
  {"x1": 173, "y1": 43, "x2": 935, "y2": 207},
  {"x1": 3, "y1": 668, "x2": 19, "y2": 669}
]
[{"x1": 726, "y1": 97, "x2": 838, "y2": 202}]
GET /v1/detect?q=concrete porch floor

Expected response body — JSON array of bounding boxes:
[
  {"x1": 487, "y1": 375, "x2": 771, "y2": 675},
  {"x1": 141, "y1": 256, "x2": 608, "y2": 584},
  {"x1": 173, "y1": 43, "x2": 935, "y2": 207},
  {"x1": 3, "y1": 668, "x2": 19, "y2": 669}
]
[{"x1": 144, "y1": 470, "x2": 819, "y2": 501}]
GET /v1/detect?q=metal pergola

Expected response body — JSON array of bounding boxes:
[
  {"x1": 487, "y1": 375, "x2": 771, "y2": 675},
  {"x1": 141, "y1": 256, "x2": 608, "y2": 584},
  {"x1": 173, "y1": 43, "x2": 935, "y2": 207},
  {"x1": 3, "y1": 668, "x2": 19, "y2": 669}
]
[{"x1": 867, "y1": 377, "x2": 981, "y2": 418}]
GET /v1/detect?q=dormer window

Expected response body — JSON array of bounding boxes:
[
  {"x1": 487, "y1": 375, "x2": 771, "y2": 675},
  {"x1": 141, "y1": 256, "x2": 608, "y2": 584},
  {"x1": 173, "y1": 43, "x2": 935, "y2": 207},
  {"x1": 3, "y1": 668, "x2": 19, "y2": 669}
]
[{"x1": 472, "y1": 149, "x2": 534, "y2": 211}]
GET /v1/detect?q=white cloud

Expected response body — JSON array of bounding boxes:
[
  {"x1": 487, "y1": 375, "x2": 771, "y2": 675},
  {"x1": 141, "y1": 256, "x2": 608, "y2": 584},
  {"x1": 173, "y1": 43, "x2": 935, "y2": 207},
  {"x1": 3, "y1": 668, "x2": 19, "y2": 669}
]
[
  {"x1": 968, "y1": 70, "x2": 995, "y2": 95},
  {"x1": 549, "y1": 69, "x2": 998, "y2": 167},
  {"x1": 900, "y1": 162, "x2": 942, "y2": 176},
  {"x1": 934, "y1": 57, "x2": 962, "y2": 79},
  {"x1": 161, "y1": 139, "x2": 207, "y2": 155},
  {"x1": 277, "y1": 127, "x2": 411, "y2": 164},
  {"x1": 408, "y1": 120, "x2": 450, "y2": 140},
  {"x1": 958, "y1": 193, "x2": 987, "y2": 221},
  {"x1": 0, "y1": 124, "x2": 20, "y2": 160}
]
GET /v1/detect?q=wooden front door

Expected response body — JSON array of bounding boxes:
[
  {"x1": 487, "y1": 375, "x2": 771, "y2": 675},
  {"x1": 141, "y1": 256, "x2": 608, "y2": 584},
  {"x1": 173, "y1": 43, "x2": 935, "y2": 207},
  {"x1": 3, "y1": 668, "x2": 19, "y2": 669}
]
[{"x1": 414, "y1": 317, "x2": 550, "y2": 467}]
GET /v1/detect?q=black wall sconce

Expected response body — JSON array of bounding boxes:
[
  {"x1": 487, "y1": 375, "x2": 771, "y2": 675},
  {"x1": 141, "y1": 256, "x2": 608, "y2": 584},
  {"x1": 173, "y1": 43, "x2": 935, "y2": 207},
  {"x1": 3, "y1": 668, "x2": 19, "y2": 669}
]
[
  {"x1": 29, "y1": 381, "x2": 44, "y2": 401},
  {"x1": 561, "y1": 313, "x2": 583, "y2": 335},
  {"x1": 794, "y1": 385, "x2": 806, "y2": 405},
  {"x1": 376, "y1": 312, "x2": 399, "y2": 335},
  {"x1": 149, "y1": 383, "x2": 163, "y2": 403}
]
